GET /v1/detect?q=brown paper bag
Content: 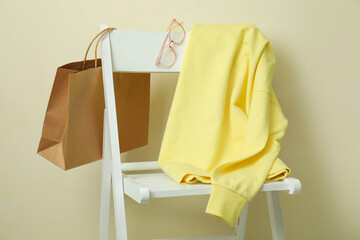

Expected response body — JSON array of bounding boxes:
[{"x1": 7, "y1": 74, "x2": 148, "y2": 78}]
[{"x1": 37, "y1": 28, "x2": 150, "y2": 170}]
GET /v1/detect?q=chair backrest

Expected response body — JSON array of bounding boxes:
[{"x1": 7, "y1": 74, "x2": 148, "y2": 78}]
[
  {"x1": 99, "y1": 24, "x2": 189, "y2": 173},
  {"x1": 103, "y1": 25, "x2": 189, "y2": 73}
]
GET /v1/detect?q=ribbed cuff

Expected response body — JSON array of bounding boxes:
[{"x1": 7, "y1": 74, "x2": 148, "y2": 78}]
[{"x1": 205, "y1": 184, "x2": 248, "y2": 226}]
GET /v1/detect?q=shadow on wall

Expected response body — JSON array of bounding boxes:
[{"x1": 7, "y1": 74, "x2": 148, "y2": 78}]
[
  {"x1": 121, "y1": 72, "x2": 179, "y2": 163},
  {"x1": 256, "y1": 42, "x2": 349, "y2": 240}
]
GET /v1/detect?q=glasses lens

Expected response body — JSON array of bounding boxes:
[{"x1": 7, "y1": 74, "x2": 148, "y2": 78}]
[
  {"x1": 159, "y1": 46, "x2": 176, "y2": 67},
  {"x1": 169, "y1": 23, "x2": 185, "y2": 43}
]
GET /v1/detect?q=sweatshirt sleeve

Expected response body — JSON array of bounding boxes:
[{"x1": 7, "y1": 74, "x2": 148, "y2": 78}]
[{"x1": 205, "y1": 42, "x2": 290, "y2": 226}]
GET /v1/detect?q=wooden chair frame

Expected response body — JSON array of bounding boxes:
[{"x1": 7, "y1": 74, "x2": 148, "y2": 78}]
[{"x1": 98, "y1": 24, "x2": 301, "y2": 240}]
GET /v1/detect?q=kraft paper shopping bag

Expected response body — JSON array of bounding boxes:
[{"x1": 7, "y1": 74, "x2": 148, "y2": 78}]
[{"x1": 37, "y1": 28, "x2": 150, "y2": 170}]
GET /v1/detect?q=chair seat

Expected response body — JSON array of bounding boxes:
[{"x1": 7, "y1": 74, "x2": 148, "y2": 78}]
[{"x1": 123, "y1": 172, "x2": 301, "y2": 204}]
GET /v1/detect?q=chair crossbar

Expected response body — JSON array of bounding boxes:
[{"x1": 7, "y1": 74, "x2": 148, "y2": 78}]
[
  {"x1": 122, "y1": 161, "x2": 161, "y2": 171},
  {"x1": 151, "y1": 234, "x2": 237, "y2": 240}
]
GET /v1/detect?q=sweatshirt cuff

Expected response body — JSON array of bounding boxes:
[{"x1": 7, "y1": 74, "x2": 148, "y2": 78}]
[{"x1": 205, "y1": 184, "x2": 248, "y2": 226}]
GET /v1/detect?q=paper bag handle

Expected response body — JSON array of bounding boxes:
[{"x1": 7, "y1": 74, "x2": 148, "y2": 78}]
[{"x1": 82, "y1": 27, "x2": 116, "y2": 70}]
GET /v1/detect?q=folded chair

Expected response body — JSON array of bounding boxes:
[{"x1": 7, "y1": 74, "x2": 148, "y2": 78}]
[{"x1": 98, "y1": 24, "x2": 301, "y2": 240}]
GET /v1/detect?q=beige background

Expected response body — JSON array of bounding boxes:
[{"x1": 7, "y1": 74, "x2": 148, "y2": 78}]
[{"x1": 1, "y1": 0, "x2": 359, "y2": 239}]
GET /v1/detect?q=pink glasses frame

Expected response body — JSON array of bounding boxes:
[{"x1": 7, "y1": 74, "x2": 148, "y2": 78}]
[{"x1": 155, "y1": 19, "x2": 186, "y2": 68}]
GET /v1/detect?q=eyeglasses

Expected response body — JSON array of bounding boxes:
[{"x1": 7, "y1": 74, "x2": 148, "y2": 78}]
[{"x1": 155, "y1": 19, "x2": 186, "y2": 68}]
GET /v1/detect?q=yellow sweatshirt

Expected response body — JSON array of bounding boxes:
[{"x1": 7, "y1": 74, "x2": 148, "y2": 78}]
[{"x1": 158, "y1": 23, "x2": 291, "y2": 226}]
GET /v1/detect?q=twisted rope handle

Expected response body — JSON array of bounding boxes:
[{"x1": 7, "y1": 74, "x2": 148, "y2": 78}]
[{"x1": 82, "y1": 27, "x2": 116, "y2": 70}]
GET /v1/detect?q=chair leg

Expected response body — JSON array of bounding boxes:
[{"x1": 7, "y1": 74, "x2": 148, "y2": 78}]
[
  {"x1": 100, "y1": 111, "x2": 112, "y2": 240},
  {"x1": 235, "y1": 203, "x2": 249, "y2": 240},
  {"x1": 266, "y1": 191, "x2": 286, "y2": 240},
  {"x1": 100, "y1": 109, "x2": 128, "y2": 240},
  {"x1": 112, "y1": 172, "x2": 128, "y2": 240}
]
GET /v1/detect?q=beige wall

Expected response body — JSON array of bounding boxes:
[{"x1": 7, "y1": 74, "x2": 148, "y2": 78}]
[{"x1": 1, "y1": 0, "x2": 359, "y2": 239}]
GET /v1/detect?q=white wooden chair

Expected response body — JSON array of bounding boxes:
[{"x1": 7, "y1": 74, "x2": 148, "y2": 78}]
[{"x1": 98, "y1": 24, "x2": 301, "y2": 240}]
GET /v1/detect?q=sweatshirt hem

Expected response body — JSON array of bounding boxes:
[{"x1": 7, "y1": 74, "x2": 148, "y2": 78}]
[{"x1": 158, "y1": 162, "x2": 211, "y2": 184}]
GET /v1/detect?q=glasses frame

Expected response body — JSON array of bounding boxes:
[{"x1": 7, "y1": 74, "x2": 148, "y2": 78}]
[{"x1": 155, "y1": 19, "x2": 186, "y2": 68}]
